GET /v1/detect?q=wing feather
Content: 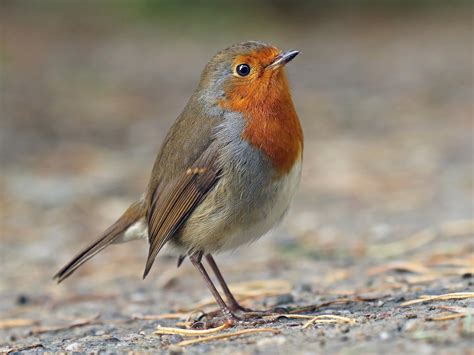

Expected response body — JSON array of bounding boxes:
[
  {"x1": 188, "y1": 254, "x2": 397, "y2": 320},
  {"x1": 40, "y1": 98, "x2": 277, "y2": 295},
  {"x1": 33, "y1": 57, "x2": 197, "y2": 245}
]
[{"x1": 143, "y1": 146, "x2": 220, "y2": 278}]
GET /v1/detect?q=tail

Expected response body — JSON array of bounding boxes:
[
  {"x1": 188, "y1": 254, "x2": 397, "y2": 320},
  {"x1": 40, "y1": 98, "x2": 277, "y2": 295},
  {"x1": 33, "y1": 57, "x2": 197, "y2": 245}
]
[{"x1": 53, "y1": 200, "x2": 146, "y2": 283}]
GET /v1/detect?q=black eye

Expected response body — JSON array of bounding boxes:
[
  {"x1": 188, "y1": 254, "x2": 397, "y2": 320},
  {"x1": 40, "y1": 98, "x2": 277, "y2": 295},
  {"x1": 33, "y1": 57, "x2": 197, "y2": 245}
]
[{"x1": 236, "y1": 63, "x2": 251, "y2": 77}]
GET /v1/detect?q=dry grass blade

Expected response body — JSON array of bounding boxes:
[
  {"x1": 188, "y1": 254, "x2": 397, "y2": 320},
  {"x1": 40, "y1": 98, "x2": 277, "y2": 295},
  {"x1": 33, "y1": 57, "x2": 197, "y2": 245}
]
[
  {"x1": 328, "y1": 283, "x2": 402, "y2": 296},
  {"x1": 1, "y1": 343, "x2": 43, "y2": 354},
  {"x1": 263, "y1": 313, "x2": 353, "y2": 322},
  {"x1": 176, "y1": 328, "x2": 280, "y2": 347},
  {"x1": 439, "y1": 219, "x2": 474, "y2": 237},
  {"x1": 402, "y1": 274, "x2": 440, "y2": 285},
  {"x1": 132, "y1": 313, "x2": 189, "y2": 320},
  {"x1": 401, "y1": 292, "x2": 474, "y2": 306},
  {"x1": 155, "y1": 322, "x2": 230, "y2": 336},
  {"x1": 0, "y1": 319, "x2": 39, "y2": 329},
  {"x1": 268, "y1": 314, "x2": 316, "y2": 320},
  {"x1": 303, "y1": 315, "x2": 356, "y2": 329},
  {"x1": 437, "y1": 305, "x2": 473, "y2": 314},
  {"x1": 367, "y1": 229, "x2": 436, "y2": 258},
  {"x1": 29, "y1": 314, "x2": 100, "y2": 335},
  {"x1": 368, "y1": 261, "x2": 433, "y2": 276},
  {"x1": 426, "y1": 305, "x2": 474, "y2": 321},
  {"x1": 426, "y1": 255, "x2": 473, "y2": 267},
  {"x1": 427, "y1": 313, "x2": 467, "y2": 321}
]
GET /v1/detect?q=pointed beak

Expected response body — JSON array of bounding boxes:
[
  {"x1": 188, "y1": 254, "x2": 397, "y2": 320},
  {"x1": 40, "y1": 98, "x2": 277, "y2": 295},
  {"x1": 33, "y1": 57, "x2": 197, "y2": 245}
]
[{"x1": 266, "y1": 50, "x2": 300, "y2": 70}]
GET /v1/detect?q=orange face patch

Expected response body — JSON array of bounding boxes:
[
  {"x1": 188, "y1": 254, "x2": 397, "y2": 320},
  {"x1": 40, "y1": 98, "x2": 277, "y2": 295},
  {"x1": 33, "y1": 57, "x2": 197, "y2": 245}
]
[{"x1": 220, "y1": 47, "x2": 303, "y2": 175}]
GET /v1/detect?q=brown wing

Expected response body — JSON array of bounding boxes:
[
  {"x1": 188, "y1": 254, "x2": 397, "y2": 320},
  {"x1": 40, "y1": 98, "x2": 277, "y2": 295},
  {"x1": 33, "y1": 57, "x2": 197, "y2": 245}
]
[{"x1": 143, "y1": 146, "x2": 220, "y2": 278}]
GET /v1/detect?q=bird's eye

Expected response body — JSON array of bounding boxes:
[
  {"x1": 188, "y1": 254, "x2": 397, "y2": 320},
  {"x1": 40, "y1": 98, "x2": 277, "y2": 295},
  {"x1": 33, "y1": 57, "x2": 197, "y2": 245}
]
[{"x1": 236, "y1": 64, "x2": 251, "y2": 77}]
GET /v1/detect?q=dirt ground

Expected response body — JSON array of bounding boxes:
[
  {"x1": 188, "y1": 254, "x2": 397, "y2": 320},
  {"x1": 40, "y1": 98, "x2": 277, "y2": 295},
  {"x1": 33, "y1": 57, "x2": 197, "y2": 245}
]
[{"x1": 1, "y1": 4, "x2": 473, "y2": 354}]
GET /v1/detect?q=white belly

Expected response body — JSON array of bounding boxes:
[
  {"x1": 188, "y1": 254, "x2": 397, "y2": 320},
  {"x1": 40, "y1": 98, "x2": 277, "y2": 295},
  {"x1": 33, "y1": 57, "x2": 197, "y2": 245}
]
[{"x1": 218, "y1": 157, "x2": 302, "y2": 251}]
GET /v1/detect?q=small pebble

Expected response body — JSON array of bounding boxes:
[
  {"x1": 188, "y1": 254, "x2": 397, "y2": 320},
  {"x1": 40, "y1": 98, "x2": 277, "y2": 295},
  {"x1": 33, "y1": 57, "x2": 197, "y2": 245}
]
[
  {"x1": 339, "y1": 325, "x2": 350, "y2": 334},
  {"x1": 377, "y1": 300, "x2": 385, "y2": 307},
  {"x1": 168, "y1": 334, "x2": 184, "y2": 344},
  {"x1": 404, "y1": 319, "x2": 418, "y2": 332},
  {"x1": 65, "y1": 342, "x2": 84, "y2": 352},
  {"x1": 16, "y1": 294, "x2": 30, "y2": 305},
  {"x1": 379, "y1": 331, "x2": 390, "y2": 340},
  {"x1": 168, "y1": 344, "x2": 183, "y2": 354}
]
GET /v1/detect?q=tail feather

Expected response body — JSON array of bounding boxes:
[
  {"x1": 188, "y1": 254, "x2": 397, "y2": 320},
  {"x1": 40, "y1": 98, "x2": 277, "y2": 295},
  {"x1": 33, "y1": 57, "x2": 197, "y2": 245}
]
[{"x1": 53, "y1": 200, "x2": 145, "y2": 283}]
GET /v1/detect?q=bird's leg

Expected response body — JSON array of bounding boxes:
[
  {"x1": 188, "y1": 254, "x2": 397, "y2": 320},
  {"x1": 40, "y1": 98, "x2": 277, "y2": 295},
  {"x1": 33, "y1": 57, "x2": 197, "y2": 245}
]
[
  {"x1": 205, "y1": 254, "x2": 251, "y2": 312},
  {"x1": 205, "y1": 254, "x2": 287, "y2": 318},
  {"x1": 189, "y1": 251, "x2": 241, "y2": 324},
  {"x1": 189, "y1": 251, "x2": 283, "y2": 327}
]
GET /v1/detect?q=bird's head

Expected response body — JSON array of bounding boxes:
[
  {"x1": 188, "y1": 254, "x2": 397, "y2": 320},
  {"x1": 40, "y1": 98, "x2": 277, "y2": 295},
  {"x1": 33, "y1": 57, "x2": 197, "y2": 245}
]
[{"x1": 198, "y1": 41, "x2": 299, "y2": 113}]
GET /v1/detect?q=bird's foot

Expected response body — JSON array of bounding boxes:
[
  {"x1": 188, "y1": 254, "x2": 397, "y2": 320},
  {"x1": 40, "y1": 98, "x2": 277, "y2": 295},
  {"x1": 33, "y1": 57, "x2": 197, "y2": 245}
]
[
  {"x1": 190, "y1": 306, "x2": 288, "y2": 329},
  {"x1": 191, "y1": 314, "x2": 269, "y2": 329}
]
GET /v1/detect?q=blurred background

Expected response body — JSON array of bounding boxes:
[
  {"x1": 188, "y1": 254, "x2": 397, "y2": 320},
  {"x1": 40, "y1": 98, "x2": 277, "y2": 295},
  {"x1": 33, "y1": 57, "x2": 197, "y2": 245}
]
[{"x1": 1, "y1": 0, "x2": 472, "y2": 352}]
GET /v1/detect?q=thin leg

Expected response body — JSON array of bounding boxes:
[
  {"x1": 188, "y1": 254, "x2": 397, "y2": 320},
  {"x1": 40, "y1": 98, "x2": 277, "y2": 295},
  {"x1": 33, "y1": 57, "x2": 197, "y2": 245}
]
[
  {"x1": 205, "y1": 254, "x2": 248, "y2": 312},
  {"x1": 189, "y1": 251, "x2": 237, "y2": 321}
]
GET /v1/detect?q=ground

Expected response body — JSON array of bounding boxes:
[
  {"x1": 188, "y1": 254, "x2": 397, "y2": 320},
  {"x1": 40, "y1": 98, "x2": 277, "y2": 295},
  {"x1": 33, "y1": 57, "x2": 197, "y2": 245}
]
[{"x1": 1, "y1": 4, "x2": 473, "y2": 354}]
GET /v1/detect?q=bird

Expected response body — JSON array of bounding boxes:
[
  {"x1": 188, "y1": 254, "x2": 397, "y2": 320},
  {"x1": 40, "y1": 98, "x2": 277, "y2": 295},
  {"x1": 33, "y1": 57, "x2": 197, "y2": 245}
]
[{"x1": 54, "y1": 41, "x2": 303, "y2": 324}]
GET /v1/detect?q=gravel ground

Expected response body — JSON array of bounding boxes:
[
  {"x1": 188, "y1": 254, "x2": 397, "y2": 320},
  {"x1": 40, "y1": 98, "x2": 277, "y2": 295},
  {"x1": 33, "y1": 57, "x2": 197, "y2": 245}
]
[{"x1": 1, "y1": 5, "x2": 473, "y2": 354}]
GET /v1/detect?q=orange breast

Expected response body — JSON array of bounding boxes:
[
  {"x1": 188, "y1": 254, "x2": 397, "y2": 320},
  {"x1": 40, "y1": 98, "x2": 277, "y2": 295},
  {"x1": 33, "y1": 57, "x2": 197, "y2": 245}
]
[{"x1": 220, "y1": 70, "x2": 303, "y2": 175}]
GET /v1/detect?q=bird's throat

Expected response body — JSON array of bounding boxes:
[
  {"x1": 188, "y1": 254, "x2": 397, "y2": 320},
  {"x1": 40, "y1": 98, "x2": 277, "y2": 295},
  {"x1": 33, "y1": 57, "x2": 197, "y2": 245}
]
[{"x1": 220, "y1": 73, "x2": 303, "y2": 175}]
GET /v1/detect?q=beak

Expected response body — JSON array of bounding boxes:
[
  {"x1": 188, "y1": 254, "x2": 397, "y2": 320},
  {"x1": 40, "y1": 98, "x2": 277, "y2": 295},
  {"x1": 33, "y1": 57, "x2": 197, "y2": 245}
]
[{"x1": 266, "y1": 50, "x2": 300, "y2": 70}]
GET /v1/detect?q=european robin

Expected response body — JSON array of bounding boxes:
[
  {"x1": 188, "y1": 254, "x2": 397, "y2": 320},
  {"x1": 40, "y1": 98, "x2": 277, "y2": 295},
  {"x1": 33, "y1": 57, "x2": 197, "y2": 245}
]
[{"x1": 54, "y1": 41, "x2": 303, "y2": 324}]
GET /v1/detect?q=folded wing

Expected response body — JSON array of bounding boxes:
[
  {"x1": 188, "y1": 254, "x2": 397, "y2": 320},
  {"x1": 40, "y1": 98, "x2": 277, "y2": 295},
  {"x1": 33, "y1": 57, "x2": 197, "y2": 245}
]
[{"x1": 143, "y1": 145, "x2": 221, "y2": 278}]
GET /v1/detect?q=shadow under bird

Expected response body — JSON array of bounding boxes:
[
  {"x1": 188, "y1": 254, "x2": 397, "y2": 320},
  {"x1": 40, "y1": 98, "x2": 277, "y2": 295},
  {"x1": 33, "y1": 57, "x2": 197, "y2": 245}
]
[{"x1": 54, "y1": 41, "x2": 303, "y2": 324}]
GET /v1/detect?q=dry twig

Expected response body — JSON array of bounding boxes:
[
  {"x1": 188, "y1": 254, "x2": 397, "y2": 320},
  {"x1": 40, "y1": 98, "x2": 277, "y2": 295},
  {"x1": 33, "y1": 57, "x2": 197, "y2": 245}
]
[
  {"x1": 28, "y1": 314, "x2": 101, "y2": 335},
  {"x1": 0, "y1": 319, "x2": 39, "y2": 329},
  {"x1": 155, "y1": 322, "x2": 230, "y2": 336},
  {"x1": 437, "y1": 305, "x2": 473, "y2": 314},
  {"x1": 132, "y1": 313, "x2": 189, "y2": 320},
  {"x1": 426, "y1": 305, "x2": 474, "y2": 321},
  {"x1": 401, "y1": 292, "x2": 474, "y2": 306},
  {"x1": 428, "y1": 313, "x2": 468, "y2": 321},
  {"x1": 1, "y1": 342, "x2": 43, "y2": 354}
]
